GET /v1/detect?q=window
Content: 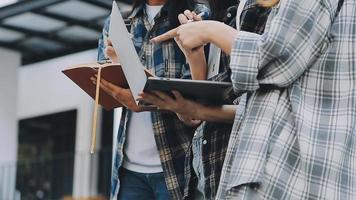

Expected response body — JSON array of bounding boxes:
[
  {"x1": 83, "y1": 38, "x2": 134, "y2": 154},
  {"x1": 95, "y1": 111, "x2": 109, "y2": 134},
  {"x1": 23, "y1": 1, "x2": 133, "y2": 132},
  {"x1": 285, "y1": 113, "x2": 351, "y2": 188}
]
[{"x1": 16, "y1": 110, "x2": 77, "y2": 200}]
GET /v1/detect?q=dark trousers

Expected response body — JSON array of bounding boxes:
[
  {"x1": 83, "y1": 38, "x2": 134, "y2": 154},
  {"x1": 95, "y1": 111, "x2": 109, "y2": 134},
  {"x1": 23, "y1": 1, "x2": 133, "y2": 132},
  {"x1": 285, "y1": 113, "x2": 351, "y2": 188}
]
[{"x1": 118, "y1": 168, "x2": 170, "y2": 200}]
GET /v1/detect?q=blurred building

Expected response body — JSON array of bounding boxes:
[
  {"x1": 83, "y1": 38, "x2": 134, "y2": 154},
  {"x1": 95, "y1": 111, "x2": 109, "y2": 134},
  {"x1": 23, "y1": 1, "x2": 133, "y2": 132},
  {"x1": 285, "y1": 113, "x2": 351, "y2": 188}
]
[{"x1": 0, "y1": 0, "x2": 132, "y2": 199}]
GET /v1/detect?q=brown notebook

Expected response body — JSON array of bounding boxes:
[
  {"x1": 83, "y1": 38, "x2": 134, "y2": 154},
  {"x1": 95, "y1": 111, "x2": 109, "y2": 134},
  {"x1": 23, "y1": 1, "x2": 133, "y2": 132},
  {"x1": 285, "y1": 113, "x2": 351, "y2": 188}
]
[{"x1": 62, "y1": 62, "x2": 154, "y2": 110}]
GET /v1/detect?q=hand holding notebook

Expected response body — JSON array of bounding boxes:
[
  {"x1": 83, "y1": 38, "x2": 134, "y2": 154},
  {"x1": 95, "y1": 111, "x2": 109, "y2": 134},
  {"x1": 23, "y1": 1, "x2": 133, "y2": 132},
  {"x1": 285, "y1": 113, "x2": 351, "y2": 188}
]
[
  {"x1": 90, "y1": 74, "x2": 145, "y2": 113},
  {"x1": 62, "y1": 61, "x2": 154, "y2": 110}
]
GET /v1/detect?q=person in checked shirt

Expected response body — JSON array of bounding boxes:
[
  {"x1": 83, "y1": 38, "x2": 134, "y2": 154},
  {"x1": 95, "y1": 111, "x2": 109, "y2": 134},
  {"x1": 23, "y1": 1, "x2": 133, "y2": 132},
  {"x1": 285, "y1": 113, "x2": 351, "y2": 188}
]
[
  {"x1": 96, "y1": 0, "x2": 209, "y2": 199},
  {"x1": 141, "y1": 0, "x2": 356, "y2": 199}
]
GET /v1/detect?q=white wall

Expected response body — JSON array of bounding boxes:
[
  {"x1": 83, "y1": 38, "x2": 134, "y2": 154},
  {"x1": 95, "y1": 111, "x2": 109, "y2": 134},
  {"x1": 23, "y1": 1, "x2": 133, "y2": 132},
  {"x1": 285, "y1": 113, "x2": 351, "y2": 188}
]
[
  {"x1": 17, "y1": 49, "x2": 101, "y2": 198},
  {"x1": 0, "y1": 47, "x2": 21, "y2": 200}
]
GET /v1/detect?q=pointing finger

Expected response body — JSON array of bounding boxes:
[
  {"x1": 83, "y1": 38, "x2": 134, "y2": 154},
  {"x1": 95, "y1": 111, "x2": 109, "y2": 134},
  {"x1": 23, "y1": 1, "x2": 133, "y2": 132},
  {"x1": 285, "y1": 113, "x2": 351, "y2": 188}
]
[{"x1": 151, "y1": 28, "x2": 178, "y2": 43}]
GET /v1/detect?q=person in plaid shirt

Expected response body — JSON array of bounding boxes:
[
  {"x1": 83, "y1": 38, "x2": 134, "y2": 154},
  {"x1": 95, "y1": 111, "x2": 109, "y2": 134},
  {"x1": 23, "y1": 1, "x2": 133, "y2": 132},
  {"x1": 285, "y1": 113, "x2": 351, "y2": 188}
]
[
  {"x1": 147, "y1": 0, "x2": 356, "y2": 199},
  {"x1": 96, "y1": 1, "x2": 209, "y2": 200},
  {"x1": 139, "y1": 0, "x2": 270, "y2": 199}
]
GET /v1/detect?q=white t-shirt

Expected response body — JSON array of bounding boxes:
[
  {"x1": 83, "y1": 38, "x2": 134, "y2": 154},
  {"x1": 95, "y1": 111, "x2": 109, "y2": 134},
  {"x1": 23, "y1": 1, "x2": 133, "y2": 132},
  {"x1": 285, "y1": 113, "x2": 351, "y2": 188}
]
[
  {"x1": 123, "y1": 112, "x2": 163, "y2": 173},
  {"x1": 145, "y1": 4, "x2": 164, "y2": 25},
  {"x1": 122, "y1": 4, "x2": 164, "y2": 173}
]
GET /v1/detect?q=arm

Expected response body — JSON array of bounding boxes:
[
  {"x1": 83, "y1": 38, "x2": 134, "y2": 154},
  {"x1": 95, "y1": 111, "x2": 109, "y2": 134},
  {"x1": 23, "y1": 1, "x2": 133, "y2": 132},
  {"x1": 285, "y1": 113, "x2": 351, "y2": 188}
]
[
  {"x1": 193, "y1": 103, "x2": 236, "y2": 123},
  {"x1": 151, "y1": 21, "x2": 238, "y2": 55},
  {"x1": 95, "y1": 17, "x2": 144, "y2": 112},
  {"x1": 229, "y1": 0, "x2": 334, "y2": 93},
  {"x1": 153, "y1": 0, "x2": 335, "y2": 93},
  {"x1": 138, "y1": 91, "x2": 236, "y2": 123},
  {"x1": 185, "y1": 47, "x2": 207, "y2": 80},
  {"x1": 178, "y1": 10, "x2": 208, "y2": 80}
]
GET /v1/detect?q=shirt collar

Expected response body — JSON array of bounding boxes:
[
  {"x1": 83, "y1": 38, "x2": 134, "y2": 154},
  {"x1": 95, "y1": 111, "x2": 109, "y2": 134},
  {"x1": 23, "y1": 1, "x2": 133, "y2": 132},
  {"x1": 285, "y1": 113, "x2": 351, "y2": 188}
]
[{"x1": 128, "y1": 2, "x2": 169, "y2": 20}]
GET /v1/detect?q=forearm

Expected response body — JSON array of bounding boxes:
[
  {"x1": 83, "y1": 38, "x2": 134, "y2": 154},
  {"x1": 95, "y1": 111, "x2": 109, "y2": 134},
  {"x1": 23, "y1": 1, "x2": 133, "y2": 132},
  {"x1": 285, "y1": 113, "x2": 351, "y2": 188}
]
[
  {"x1": 187, "y1": 48, "x2": 207, "y2": 80},
  {"x1": 193, "y1": 104, "x2": 236, "y2": 123},
  {"x1": 204, "y1": 21, "x2": 238, "y2": 55}
]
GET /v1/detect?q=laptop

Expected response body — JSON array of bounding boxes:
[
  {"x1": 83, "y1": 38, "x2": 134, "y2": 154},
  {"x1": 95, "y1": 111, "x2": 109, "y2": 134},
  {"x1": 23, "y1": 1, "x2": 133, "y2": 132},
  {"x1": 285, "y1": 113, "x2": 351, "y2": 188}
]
[{"x1": 144, "y1": 77, "x2": 233, "y2": 105}]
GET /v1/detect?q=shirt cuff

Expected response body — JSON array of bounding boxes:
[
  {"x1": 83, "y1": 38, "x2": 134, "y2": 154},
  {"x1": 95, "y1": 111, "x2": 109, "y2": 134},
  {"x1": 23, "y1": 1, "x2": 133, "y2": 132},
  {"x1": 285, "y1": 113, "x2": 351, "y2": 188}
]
[{"x1": 230, "y1": 31, "x2": 262, "y2": 94}]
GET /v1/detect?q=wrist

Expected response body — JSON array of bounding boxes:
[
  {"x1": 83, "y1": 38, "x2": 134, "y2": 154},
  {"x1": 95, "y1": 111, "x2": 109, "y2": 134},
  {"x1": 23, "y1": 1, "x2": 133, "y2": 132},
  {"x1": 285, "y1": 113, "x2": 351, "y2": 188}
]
[
  {"x1": 186, "y1": 47, "x2": 204, "y2": 61},
  {"x1": 191, "y1": 103, "x2": 206, "y2": 120},
  {"x1": 202, "y1": 21, "x2": 237, "y2": 54}
]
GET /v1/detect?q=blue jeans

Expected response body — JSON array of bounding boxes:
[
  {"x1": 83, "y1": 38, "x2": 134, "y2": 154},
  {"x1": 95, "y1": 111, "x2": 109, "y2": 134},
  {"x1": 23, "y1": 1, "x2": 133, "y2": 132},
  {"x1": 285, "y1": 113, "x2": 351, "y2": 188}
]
[
  {"x1": 192, "y1": 130, "x2": 205, "y2": 200},
  {"x1": 118, "y1": 168, "x2": 170, "y2": 200}
]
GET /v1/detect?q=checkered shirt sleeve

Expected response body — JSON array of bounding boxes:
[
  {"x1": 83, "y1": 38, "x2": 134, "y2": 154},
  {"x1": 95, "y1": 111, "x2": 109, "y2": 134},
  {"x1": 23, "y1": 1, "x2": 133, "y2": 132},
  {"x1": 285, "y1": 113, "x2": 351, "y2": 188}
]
[{"x1": 217, "y1": 0, "x2": 356, "y2": 199}]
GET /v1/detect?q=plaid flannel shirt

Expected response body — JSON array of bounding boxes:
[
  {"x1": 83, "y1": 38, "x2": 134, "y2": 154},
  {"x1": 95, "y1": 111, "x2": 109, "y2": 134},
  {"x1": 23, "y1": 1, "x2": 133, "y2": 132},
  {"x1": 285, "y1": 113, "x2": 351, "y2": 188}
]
[
  {"x1": 216, "y1": 0, "x2": 356, "y2": 199},
  {"x1": 97, "y1": 3, "x2": 210, "y2": 200},
  {"x1": 182, "y1": 1, "x2": 270, "y2": 199}
]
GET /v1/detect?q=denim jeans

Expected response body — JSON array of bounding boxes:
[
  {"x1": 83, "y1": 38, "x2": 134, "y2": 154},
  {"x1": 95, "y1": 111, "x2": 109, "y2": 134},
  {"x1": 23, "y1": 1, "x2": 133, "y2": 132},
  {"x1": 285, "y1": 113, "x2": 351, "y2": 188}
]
[
  {"x1": 192, "y1": 130, "x2": 205, "y2": 200},
  {"x1": 118, "y1": 168, "x2": 170, "y2": 200}
]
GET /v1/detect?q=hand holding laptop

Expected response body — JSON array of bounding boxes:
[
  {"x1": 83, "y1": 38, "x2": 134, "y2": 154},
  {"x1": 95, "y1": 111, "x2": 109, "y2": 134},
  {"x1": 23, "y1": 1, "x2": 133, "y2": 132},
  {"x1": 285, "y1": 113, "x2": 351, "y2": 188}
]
[{"x1": 137, "y1": 90, "x2": 202, "y2": 117}]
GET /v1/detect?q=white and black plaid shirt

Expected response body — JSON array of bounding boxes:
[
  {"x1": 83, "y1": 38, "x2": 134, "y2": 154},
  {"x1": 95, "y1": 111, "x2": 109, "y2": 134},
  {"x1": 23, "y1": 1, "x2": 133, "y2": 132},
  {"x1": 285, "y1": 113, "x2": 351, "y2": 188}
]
[{"x1": 217, "y1": 0, "x2": 356, "y2": 199}]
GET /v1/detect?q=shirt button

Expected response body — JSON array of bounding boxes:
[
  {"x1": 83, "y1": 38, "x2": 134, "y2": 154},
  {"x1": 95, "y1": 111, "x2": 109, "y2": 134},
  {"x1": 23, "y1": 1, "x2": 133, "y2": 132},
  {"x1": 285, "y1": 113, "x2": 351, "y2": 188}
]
[
  {"x1": 141, "y1": 55, "x2": 146, "y2": 60},
  {"x1": 203, "y1": 140, "x2": 207, "y2": 145}
]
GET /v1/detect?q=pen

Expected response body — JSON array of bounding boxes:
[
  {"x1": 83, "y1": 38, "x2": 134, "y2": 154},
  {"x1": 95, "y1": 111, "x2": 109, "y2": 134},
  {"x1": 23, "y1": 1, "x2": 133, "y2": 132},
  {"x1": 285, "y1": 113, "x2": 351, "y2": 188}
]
[{"x1": 187, "y1": 12, "x2": 205, "y2": 23}]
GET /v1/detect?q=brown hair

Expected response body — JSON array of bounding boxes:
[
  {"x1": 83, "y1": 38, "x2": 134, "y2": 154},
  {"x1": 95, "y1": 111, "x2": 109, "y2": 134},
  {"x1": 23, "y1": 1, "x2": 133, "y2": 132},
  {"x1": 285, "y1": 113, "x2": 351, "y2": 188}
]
[
  {"x1": 130, "y1": 0, "x2": 194, "y2": 29},
  {"x1": 257, "y1": 0, "x2": 280, "y2": 7}
]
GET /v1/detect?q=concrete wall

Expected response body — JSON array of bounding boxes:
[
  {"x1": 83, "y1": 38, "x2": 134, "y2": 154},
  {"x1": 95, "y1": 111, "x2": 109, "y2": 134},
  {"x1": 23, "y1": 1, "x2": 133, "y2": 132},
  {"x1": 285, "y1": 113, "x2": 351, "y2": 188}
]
[
  {"x1": 17, "y1": 49, "x2": 100, "y2": 198},
  {"x1": 0, "y1": 48, "x2": 122, "y2": 198},
  {"x1": 0, "y1": 47, "x2": 21, "y2": 200}
]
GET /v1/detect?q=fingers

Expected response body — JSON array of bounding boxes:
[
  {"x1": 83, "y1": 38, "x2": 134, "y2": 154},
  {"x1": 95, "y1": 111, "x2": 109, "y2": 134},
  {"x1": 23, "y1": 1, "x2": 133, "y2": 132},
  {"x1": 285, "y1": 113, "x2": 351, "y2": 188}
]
[
  {"x1": 106, "y1": 46, "x2": 119, "y2": 62},
  {"x1": 105, "y1": 40, "x2": 119, "y2": 63},
  {"x1": 178, "y1": 13, "x2": 189, "y2": 24},
  {"x1": 90, "y1": 76, "x2": 123, "y2": 98},
  {"x1": 137, "y1": 92, "x2": 165, "y2": 107},
  {"x1": 184, "y1": 10, "x2": 194, "y2": 20},
  {"x1": 107, "y1": 39, "x2": 113, "y2": 47},
  {"x1": 179, "y1": 10, "x2": 202, "y2": 25},
  {"x1": 152, "y1": 91, "x2": 175, "y2": 103},
  {"x1": 192, "y1": 12, "x2": 203, "y2": 21},
  {"x1": 151, "y1": 28, "x2": 178, "y2": 43},
  {"x1": 90, "y1": 76, "x2": 110, "y2": 94},
  {"x1": 137, "y1": 91, "x2": 177, "y2": 111},
  {"x1": 172, "y1": 90, "x2": 184, "y2": 101},
  {"x1": 176, "y1": 114, "x2": 202, "y2": 127}
]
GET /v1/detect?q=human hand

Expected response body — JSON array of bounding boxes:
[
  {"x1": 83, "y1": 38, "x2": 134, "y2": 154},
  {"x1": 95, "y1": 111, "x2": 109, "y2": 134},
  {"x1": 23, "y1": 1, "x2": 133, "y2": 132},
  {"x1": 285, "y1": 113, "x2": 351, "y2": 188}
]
[
  {"x1": 177, "y1": 113, "x2": 202, "y2": 127},
  {"x1": 178, "y1": 10, "x2": 203, "y2": 25},
  {"x1": 90, "y1": 75, "x2": 144, "y2": 112},
  {"x1": 176, "y1": 10, "x2": 205, "y2": 58},
  {"x1": 137, "y1": 90, "x2": 201, "y2": 118},
  {"x1": 151, "y1": 21, "x2": 210, "y2": 53},
  {"x1": 105, "y1": 39, "x2": 119, "y2": 63},
  {"x1": 151, "y1": 20, "x2": 236, "y2": 55}
]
